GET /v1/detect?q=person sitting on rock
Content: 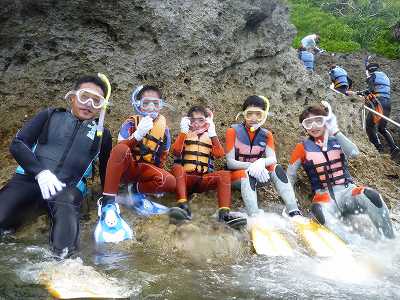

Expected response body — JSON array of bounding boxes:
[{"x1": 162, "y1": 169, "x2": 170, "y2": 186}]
[
  {"x1": 0, "y1": 75, "x2": 113, "y2": 258},
  {"x1": 358, "y1": 63, "x2": 400, "y2": 159},
  {"x1": 170, "y1": 106, "x2": 246, "y2": 228},
  {"x1": 287, "y1": 103, "x2": 394, "y2": 241},
  {"x1": 100, "y1": 85, "x2": 176, "y2": 229},
  {"x1": 298, "y1": 46, "x2": 315, "y2": 71},
  {"x1": 328, "y1": 65, "x2": 353, "y2": 95},
  {"x1": 301, "y1": 33, "x2": 323, "y2": 53},
  {"x1": 225, "y1": 95, "x2": 301, "y2": 217}
]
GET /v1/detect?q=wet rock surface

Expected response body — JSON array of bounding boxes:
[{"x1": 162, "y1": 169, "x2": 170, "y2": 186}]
[{"x1": 0, "y1": 0, "x2": 399, "y2": 253}]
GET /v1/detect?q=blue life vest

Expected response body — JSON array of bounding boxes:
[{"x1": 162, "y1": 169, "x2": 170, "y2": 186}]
[
  {"x1": 302, "y1": 138, "x2": 352, "y2": 193},
  {"x1": 232, "y1": 123, "x2": 268, "y2": 163},
  {"x1": 299, "y1": 51, "x2": 314, "y2": 70},
  {"x1": 372, "y1": 71, "x2": 390, "y2": 98},
  {"x1": 330, "y1": 67, "x2": 348, "y2": 88}
]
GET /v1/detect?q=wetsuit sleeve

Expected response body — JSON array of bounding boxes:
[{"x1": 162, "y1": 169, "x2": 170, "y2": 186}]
[
  {"x1": 329, "y1": 70, "x2": 335, "y2": 81},
  {"x1": 118, "y1": 120, "x2": 139, "y2": 148},
  {"x1": 287, "y1": 143, "x2": 305, "y2": 186},
  {"x1": 367, "y1": 74, "x2": 375, "y2": 93},
  {"x1": 264, "y1": 131, "x2": 277, "y2": 167},
  {"x1": 225, "y1": 127, "x2": 251, "y2": 170},
  {"x1": 98, "y1": 127, "x2": 113, "y2": 189},
  {"x1": 9, "y1": 109, "x2": 51, "y2": 176},
  {"x1": 159, "y1": 127, "x2": 171, "y2": 168},
  {"x1": 172, "y1": 133, "x2": 187, "y2": 157},
  {"x1": 210, "y1": 136, "x2": 225, "y2": 158},
  {"x1": 335, "y1": 132, "x2": 360, "y2": 158}
]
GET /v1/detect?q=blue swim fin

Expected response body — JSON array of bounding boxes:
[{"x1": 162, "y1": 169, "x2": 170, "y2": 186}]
[
  {"x1": 94, "y1": 201, "x2": 133, "y2": 244},
  {"x1": 126, "y1": 184, "x2": 169, "y2": 216}
]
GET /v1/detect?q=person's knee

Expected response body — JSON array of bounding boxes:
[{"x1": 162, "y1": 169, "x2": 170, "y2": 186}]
[
  {"x1": 311, "y1": 203, "x2": 326, "y2": 225},
  {"x1": 218, "y1": 170, "x2": 231, "y2": 185},
  {"x1": 172, "y1": 164, "x2": 185, "y2": 177},
  {"x1": 109, "y1": 143, "x2": 131, "y2": 163},
  {"x1": 273, "y1": 164, "x2": 289, "y2": 183},
  {"x1": 363, "y1": 188, "x2": 383, "y2": 208},
  {"x1": 155, "y1": 173, "x2": 176, "y2": 191},
  {"x1": 52, "y1": 187, "x2": 82, "y2": 207}
]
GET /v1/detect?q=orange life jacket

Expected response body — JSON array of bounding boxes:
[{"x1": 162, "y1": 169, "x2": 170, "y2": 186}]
[
  {"x1": 129, "y1": 114, "x2": 166, "y2": 165},
  {"x1": 176, "y1": 131, "x2": 213, "y2": 174}
]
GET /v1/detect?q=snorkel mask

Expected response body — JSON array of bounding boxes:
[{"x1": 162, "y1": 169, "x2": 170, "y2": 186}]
[
  {"x1": 65, "y1": 89, "x2": 106, "y2": 109},
  {"x1": 236, "y1": 95, "x2": 270, "y2": 132},
  {"x1": 300, "y1": 101, "x2": 332, "y2": 151},
  {"x1": 64, "y1": 73, "x2": 111, "y2": 137},
  {"x1": 131, "y1": 85, "x2": 162, "y2": 119},
  {"x1": 301, "y1": 115, "x2": 326, "y2": 130}
]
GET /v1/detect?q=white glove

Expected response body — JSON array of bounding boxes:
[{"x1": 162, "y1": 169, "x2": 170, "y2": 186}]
[
  {"x1": 180, "y1": 117, "x2": 190, "y2": 134},
  {"x1": 207, "y1": 118, "x2": 217, "y2": 138},
  {"x1": 325, "y1": 113, "x2": 339, "y2": 136},
  {"x1": 247, "y1": 158, "x2": 270, "y2": 183},
  {"x1": 133, "y1": 116, "x2": 153, "y2": 141},
  {"x1": 35, "y1": 170, "x2": 66, "y2": 200}
]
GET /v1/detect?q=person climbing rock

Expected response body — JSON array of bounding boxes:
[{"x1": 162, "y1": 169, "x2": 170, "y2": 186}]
[
  {"x1": 171, "y1": 106, "x2": 246, "y2": 228},
  {"x1": 0, "y1": 75, "x2": 113, "y2": 258},
  {"x1": 301, "y1": 33, "x2": 323, "y2": 53},
  {"x1": 358, "y1": 63, "x2": 400, "y2": 160},
  {"x1": 298, "y1": 46, "x2": 315, "y2": 71},
  {"x1": 98, "y1": 85, "x2": 176, "y2": 241},
  {"x1": 225, "y1": 95, "x2": 301, "y2": 217},
  {"x1": 328, "y1": 65, "x2": 352, "y2": 95},
  {"x1": 287, "y1": 103, "x2": 394, "y2": 241}
]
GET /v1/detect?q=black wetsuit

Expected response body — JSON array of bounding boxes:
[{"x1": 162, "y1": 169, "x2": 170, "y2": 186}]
[
  {"x1": 0, "y1": 108, "x2": 112, "y2": 256},
  {"x1": 365, "y1": 72, "x2": 399, "y2": 153}
]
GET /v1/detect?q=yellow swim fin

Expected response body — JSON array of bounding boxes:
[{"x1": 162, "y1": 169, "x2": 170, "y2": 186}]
[
  {"x1": 292, "y1": 217, "x2": 351, "y2": 257},
  {"x1": 251, "y1": 223, "x2": 294, "y2": 257}
]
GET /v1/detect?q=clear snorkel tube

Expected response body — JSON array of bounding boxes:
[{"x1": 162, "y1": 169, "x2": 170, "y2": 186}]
[
  {"x1": 320, "y1": 100, "x2": 332, "y2": 152},
  {"x1": 236, "y1": 95, "x2": 270, "y2": 132},
  {"x1": 96, "y1": 73, "x2": 111, "y2": 137}
]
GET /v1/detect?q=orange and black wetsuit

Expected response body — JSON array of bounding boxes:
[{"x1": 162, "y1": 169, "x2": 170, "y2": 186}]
[
  {"x1": 171, "y1": 131, "x2": 231, "y2": 209},
  {"x1": 103, "y1": 114, "x2": 176, "y2": 196}
]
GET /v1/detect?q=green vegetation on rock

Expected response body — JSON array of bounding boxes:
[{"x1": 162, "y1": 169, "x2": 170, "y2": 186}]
[{"x1": 288, "y1": 0, "x2": 400, "y2": 59}]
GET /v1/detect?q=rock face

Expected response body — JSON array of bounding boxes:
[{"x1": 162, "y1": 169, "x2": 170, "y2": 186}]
[
  {"x1": 0, "y1": 0, "x2": 324, "y2": 141},
  {"x1": 0, "y1": 0, "x2": 399, "y2": 206}
]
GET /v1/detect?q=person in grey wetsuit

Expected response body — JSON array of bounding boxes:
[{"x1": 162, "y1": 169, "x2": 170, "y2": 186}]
[
  {"x1": 225, "y1": 95, "x2": 301, "y2": 217},
  {"x1": 0, "y1": 75, "x2": 112, "y2": 258},
  {"x1": 287, "y1": 104, "x2": 394, "y2": 240}
]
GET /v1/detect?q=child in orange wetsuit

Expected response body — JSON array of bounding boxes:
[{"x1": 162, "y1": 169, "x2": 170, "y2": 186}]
[
  {"x1": 101, "y1": 85, "x2": 176, "y2": 206},
  {"x1": 171, "y1": 106, "x2": 246, "y2": 228},
  {"x1": 225, "y1": 95, "x2": 301, "y2": 217}
]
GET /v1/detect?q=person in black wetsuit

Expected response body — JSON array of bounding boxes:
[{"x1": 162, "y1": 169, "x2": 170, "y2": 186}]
[
  {"x1": 360, "y1": 63, "x2": 400, "y2": 159},
  {"x1": 0, "y1": 75, "x2": 112, "y2": 258}
]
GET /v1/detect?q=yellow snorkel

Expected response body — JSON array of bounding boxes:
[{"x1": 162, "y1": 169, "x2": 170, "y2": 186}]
[
  {"x1": 236, "y1": 95, "x2": 270, "y2": 132},
  {"x1": 96, "y1": 73, "x2": 111, "y2": 137}
]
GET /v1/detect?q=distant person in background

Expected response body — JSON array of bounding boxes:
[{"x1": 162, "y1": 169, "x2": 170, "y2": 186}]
[
  {"x1": 298, "y1": 46, "x2": 314, "y2": 71},
  {"x1": 328, "y1": 65, "x2": 352, "y2": 95},
  {"x1": 359, "y1": 63, "x2": 400, "y2": 159},
  {"x1": 301, "y1": 34, "x2": 323, "y2": 53}
]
